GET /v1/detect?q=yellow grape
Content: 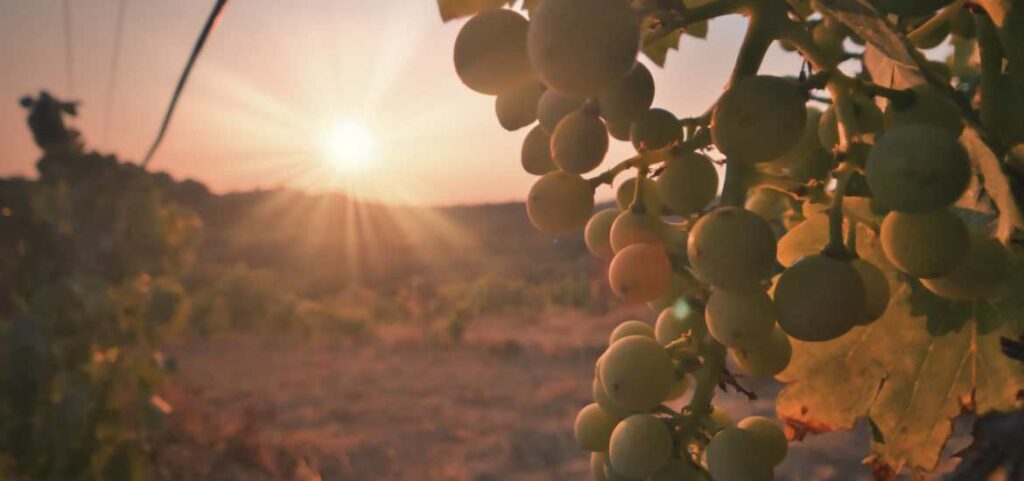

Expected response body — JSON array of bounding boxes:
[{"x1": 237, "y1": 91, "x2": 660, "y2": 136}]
[
  {"x1": 880, "y1": 209, "x2": 969, "y2": 278},
  {"x1": 606, "y1": 116, "x2": 632, "y2": 141},
  {"x1": 883, "y1": 84, "x2": 963, "y2": 136},
  {"x1": 779, "y1": 108, "x2": 834, "y2": 182},
  {"x1": 630, "y1": 109, "x2": 680, "y2": 151},
  {"x1": 608, "y1": 414, "x2": 673, "y2": 478},
  {"x1": 708, "y1": 406, "x2": 734, "y2": 434},
  {"x1": 591, "y1": 452, "x2": 610, "y2": 481},
  {"x1": 705, "y1": 287, "x2": 776, "y2": 350},
  {"x1": 711, "y1": 76, "x2": 807, "y2": 164},
  {"x1": 616, "y1": 176, "x2": 664, "y2": 214},
  {"x1": 609, "y1": 210, "x2": 667, "y2": 253},
  {"x1": 647, "y1": 270, "x2": 701, "y2": 313},
  {"x1": 744, "y1": 187, "x2": 789, "y2": 223},
  {"x1": 774, "y1": 255, "x2": 864, "y2": 342},
  {"x1": 706, "y1": 427, "x2": 774, "y2": 481},
  {"x1": 850, "y1": 259, "x2": 890, "y2": 324},
  {"x1": 604, "y1": 458, "x2": 638, "y2": 481},
  {"x1": 812, "y1": 20, "x2": 845, "y2": 66},
  {"x1": 737, "y1": 416, "x2": 788, "y2": 466},
  {"x1": 585, "y1": 208, "x2": 621, "y2": 259},
  {"x1": 817, "y1": 94, "x2": 883, "y2": 151},
  {"x1": 599, "y1": 62, "x2": 655, "y2": 125},
  {"x1": 687, "y1": 207, "x2": 777, "y2": 290},
  {"x1": 648, "y1": 457, "x2": 701, "y2": 481},
  {"x1": 453, "y1": 9, "x2": 533, "y2": 95},
  {"x1": 599, "y1": 335, "x2": 674, "y2": 411},
  {"x1": 609, "y1": 320, "x2": 656, "y2": 345},
  {"x1": 655, "y1": 303, "x2": 706, "y2": 346},
  {"x1": 866, "y1": 125, "x2": 970, "y2": 213},
  {"x1": 527, "y1": 0, "x2": 641, "y2": 96},
  {"x1": 730, "y1": 324, "x2": 792, "y2": 378},
  {"x1": 526, "y1": 171, "x2": 595, "y2": 233},
  {"x1": 608, "y1": 243, "x2": 673, "y2": 304},
  {"x1": 537, "y1": 90, "x2": 584, "y2": 134},
  {"x1": 495, "y1": 80, "x2": 546, "y2": 131},
  {"x1": 521, "y1": 125, "x2": 557, "y2": 175},
  {"x1": 921, "y1": 234, "x2": 1009, "y2": 300},
  {"x1": 776, "y1": 212, "x2": 829, "y2": 268},
  {"x1": 656, "y1": 151, "x2": 719, "y2": 216},
  {"x1": 552, "y1": 111, "x2": 609, "y2": 174},
  {"x1": 575, "y1": 403, "x2": 620, "y2": 451}
]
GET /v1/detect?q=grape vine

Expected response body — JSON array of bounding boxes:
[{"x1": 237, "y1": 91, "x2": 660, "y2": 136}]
[{"x1": 438, "y1": 0, "x2": 1024, "y2": 478}]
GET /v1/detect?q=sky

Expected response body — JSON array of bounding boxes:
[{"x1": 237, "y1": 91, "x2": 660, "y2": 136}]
[{"x1": 0, "y1": 0, "x2": 808, "y2": 206}]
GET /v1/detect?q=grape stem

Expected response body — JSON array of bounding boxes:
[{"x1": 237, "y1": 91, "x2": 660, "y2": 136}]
[
  {"x1": 686, "y1": 339, "x2": 726, "y2": 418},
  {"x1": 823, "y1": 165, "x2": 855, "y2": 259},
  {"x1": 587, "y1": 130, "x2": 712, "y2": 188}
]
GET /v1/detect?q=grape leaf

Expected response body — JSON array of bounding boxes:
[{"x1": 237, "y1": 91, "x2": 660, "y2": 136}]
[
  {"x1": 436, "y1": 0, "x2": 511, "y2": 21},
  {"x1": 777, "y1": 257, "x2": 1024, "y2": 473},
  {"x1": 643, "y1": 28, "x2": 683, "y2": 67}
]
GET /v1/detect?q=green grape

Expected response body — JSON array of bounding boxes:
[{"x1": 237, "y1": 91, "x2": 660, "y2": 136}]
[
  {"x1": 630, "y1": 109, "x2": 680, "y2": 151},
  {"x1": 850, "y1": 259, "x2": 891, "y2": 324},
  {"x1": 880, "y1": 209, "x2": 969, "y2": 278},
  {"x1": 599, "y1": 335, "x2": 674, "y2": 411},
  {"x1": 731, "y1": 324, "x2": 792, "y2": 378},
  {"x1": 705, "y1": 287, "x2": 776, "y2": 350},
  {"x1": 608, "y1": 243, "x2": 673, "y2": 304},
  {"x1": 575, "y1": 403, "x2": 620, "y2": 451},
  {"x1": 655, "y1": 303, "x2": 706, "y2": 345},
  {"x1": 586, "y1": 208, "x2": 621, "y2": 259},
  {"x1": 706, "y1": 427, "x2": 774, "y2": 481},
  {"x1": 711, "y1": 76, "x2": 807, "y2": 164},
  {"x1": 552, "y1": 111, "x2": 609, "y2": 174},
  {"x1": 737, "y1": 416, "x2": 788, "y2": 466},
  {"x1": 665, "y1": 374, "x2": 690, "y2": 401},
  {"x1": 521, "y1": 125, "x2": 557, "y2": 175},
  {"x1": 609, "y1": 320, "x2": 656, "y2": 345},
  {"x1": 594, "y1": 375, "x2": 634, "y2": 419},
  {"x1": 606, "y1": 116, "x2": 633, "y2": 141},
  {"x1": 604, "y1": 459, "x2": 639, "y2": 481},
  {"x1": 526, "y1": 171, "x2": 595, "y2": 233},
  {"x1": 527, "y1": 0, "x2": 641, "y2": 96},
  {"x1": 817, "y1": 94, "x2": 883, "y2": 151},
  {"x1": 708, "y1": 406, "x2": 734, "y2": 433},
  {"x1": 592, "y1": 452, "x2": 610, "y2": 481},
  {"x1": 744, "y1": 187, "x2": 788, "y2": 223},
  {"x1": 648, "y1": 457, "x2": 701, "y2": 481},
  {"x1": 866, "y1": 125, "x2": 970, "y2": 213},
  {"x1": 687, "y1": 207, "x2": 777, "y2": 290},
  {"x1": 656, "y1": 151, "x2": 718, "y2": 216},
  {"x1": 648, "y1": 270, "x2": 701, "y2": 313},
  {"x1": 921, "y1": 234, "x2": 1009, "y2": 300},
  {"x1": 453, "y1": 9, "x2": 533, "y2": 95},
  {"x1": 599, "y1": 62, "x2": 655, "y2": 124},
  {"x1": 609, "y1": 210, "x2": 667, "y2": 253},
  {"x1": 537, "y1": 90, "x2": 584, "y2": 134},
  {"x1": 774, "y1": 255, "x2": 864, "y2": 342},
  {"x1": 495, "y1": 80, "x2": 546, "y2": 131},
  {"x1": 765, "y1": 107, "x2": 833, "y2": 181},
  {"x1": 608, "y1": 414, "x2": 673, "y2": 478},
  {"x1": 883, "y1": 85, "x2": 963, "y2": 136},
  {"x1": 616, "y1": 176, "x2": 664, "y2": 214}
]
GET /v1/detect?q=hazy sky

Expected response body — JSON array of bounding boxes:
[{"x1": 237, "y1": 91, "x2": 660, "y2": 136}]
[{"x1": 0, "y1": 0, "x2": 808, "y2": 205}]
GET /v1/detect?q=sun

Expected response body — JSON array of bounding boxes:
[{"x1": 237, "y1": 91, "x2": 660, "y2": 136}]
[{"x1": 321, "y1": 121, "x2": 376, "y2": 173}]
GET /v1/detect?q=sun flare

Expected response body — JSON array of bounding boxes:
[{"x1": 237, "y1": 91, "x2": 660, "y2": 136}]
[{"x1": 321, "y1": 121, "x2": 376, "y2": 173}]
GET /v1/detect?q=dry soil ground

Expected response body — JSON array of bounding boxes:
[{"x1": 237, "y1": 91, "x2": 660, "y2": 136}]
[{"x1": 155, "y1": 307, "x2": 945, "y2": 481}]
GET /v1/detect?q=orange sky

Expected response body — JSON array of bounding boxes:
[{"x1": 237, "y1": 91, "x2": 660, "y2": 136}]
[{"x1": 0, "y1": 1, "x2": 808, "y2": 205}]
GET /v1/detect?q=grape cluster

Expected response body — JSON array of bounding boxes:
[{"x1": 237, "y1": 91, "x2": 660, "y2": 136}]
[{"x1": 448, "y1": 0, "x2": 1010, "y2": 478}]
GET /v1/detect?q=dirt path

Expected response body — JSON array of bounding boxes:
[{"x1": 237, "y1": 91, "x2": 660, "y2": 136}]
[{"x1": 157, "y1": 309, "x2": 903, "y2": 481}]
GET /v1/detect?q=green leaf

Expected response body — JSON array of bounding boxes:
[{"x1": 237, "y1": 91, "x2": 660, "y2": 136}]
[
  {"x1": 777, "y1": 278, "x2": 1024, "y2": 473},
  {"x1": 643, "y1": 18, "x2": 683, "y2": 67},
  {"x1": 684, "y1": 21, "x2": 708, "y2": 39},
  {"x1": 906, "y1": 276, "x2": 973, "y2": 335},
  {"x1": 437, "y1": 0, "x2": 511, "y2": 22},
  {"x1": 984, "y1": 254, "x2": 1024, "y2": 332}
]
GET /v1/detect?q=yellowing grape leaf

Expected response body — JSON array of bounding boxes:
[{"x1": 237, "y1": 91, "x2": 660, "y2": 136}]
[
  {"x1": 777, "y1": 253, "x2": 1024, "y2": 473},
  {"x1": 643, "y1": 18, "x2": 683, "y2": 67},
  {"x1": 437, "y1": 0, "x2": 511, "y2": 21}
]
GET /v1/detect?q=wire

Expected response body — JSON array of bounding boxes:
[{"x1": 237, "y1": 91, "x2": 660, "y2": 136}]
[
  {"x1": 142, "y1": 0, "x2": 229, "y2": 167},
  {"x1": 101, "y1": 0, "x2": 128, "y2": 145},
  {"x1": 62, "y1": 0, "x2": 75, "y2": 94}
]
